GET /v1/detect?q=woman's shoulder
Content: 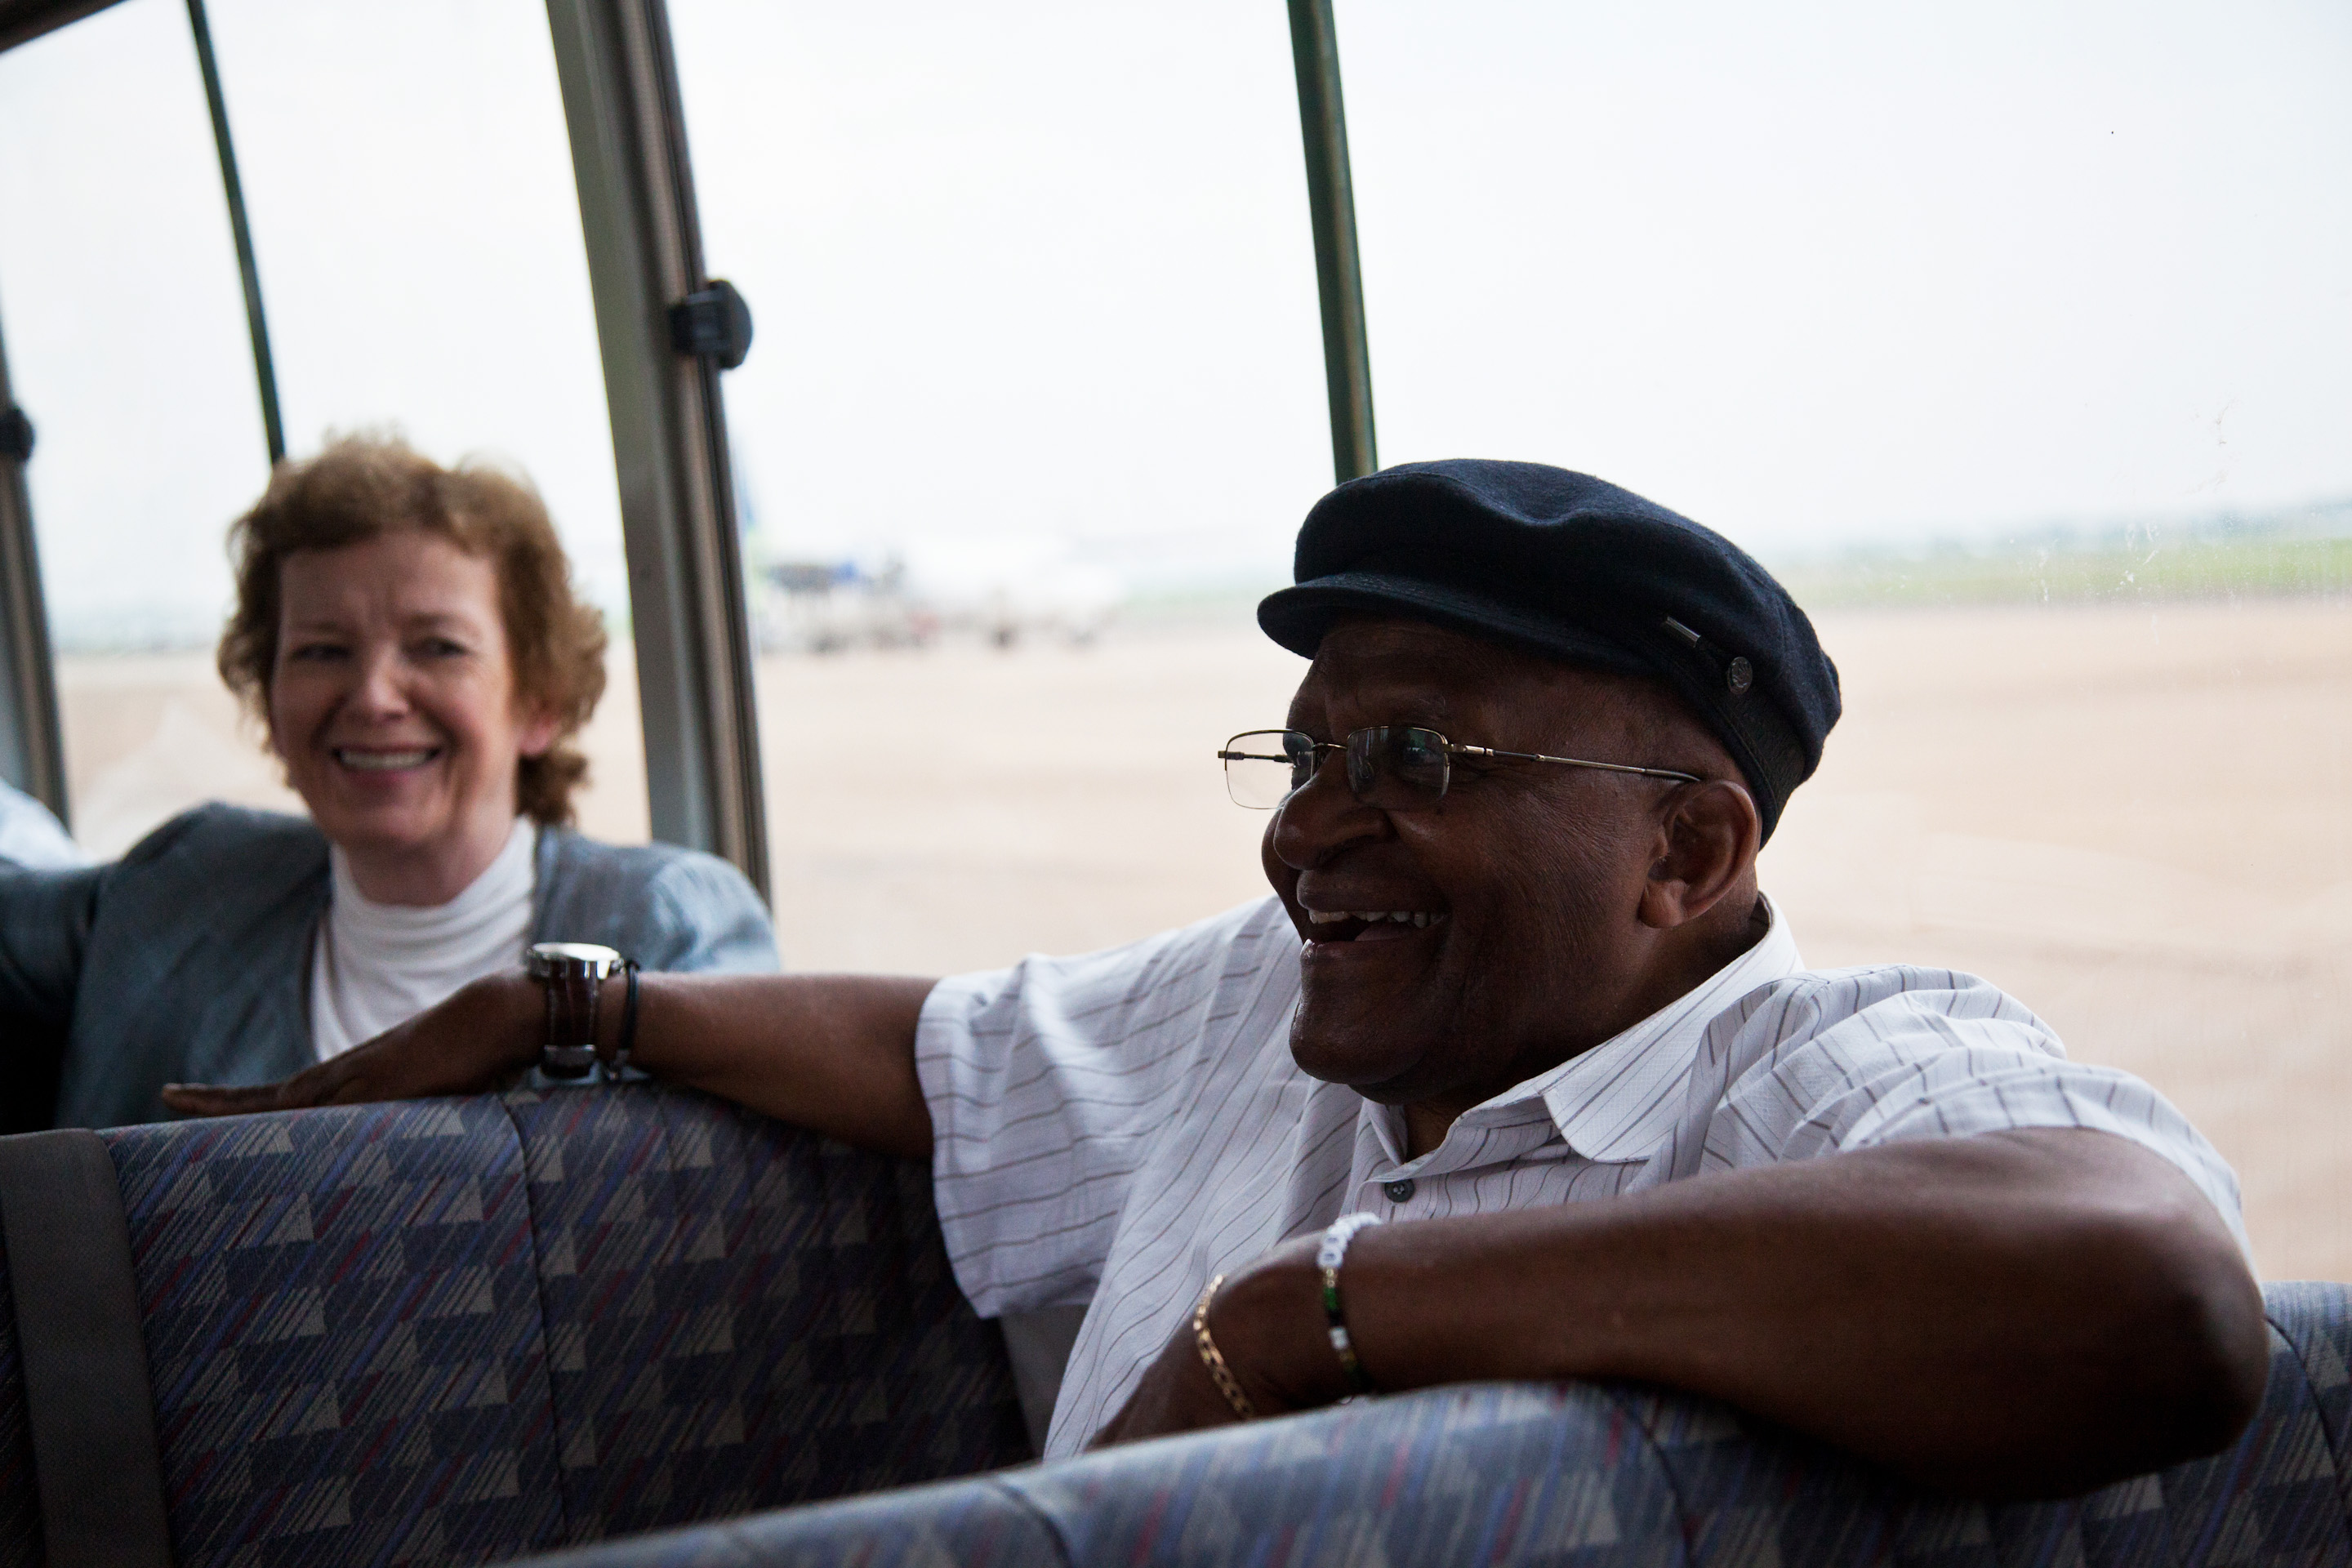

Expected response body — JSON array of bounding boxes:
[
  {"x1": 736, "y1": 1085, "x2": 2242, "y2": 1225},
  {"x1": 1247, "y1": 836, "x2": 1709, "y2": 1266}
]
[
  {"x1": 24, "y1": 804, "x2": 328, "y2": 960},
  {"x1": 537, "y1": 827, "x2": 777, "y2": 973},
  {"x1": 539, "y1": 826, "x2": 752, "y2": 895},
  {"x1": 118, "y1": 803, "x2": 327, "y2": 877}
]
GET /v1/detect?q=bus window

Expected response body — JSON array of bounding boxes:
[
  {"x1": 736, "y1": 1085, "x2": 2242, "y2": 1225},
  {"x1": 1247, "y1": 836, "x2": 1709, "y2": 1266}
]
[
  {"x1": 668, "y1": 0, "x2": 1332, "y2": 971},
  {"x1": 1338, "y1": 0, "x2": 2352, "y2": 1279},
  {"x1": 194, "y1": 0, "x2": 649, "y2": 845},
  {"x1": 0, "y1": 0, "x2": 277, "y2": 853}
]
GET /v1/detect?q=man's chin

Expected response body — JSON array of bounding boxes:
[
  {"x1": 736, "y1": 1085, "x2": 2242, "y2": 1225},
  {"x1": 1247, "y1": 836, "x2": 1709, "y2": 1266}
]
[{"x1": 1286, "y1": 1013, "x2": 1432, "y2": 1099}]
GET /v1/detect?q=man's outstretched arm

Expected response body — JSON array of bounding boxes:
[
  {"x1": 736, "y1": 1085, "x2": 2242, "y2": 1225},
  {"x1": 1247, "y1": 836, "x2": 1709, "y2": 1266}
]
[
  {"x1": 162, "y1": 972, "x2": 941, "y2": 1161},
  {"x1": 1098, "y1": 1127, "x2": 2268, "y2": 1499}
]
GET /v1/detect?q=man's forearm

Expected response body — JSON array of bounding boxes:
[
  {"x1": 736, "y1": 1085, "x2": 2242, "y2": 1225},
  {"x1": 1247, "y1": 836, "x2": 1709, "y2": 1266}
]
[
  {"x1": 617, "y1": 973, "x2": 938, "y2": 1160},
  {"x1": 1211, "y1": 1129, "x2": 2266, "y2": 1497},
  {"x1": 163, "y1": 969, "x2": 942, "y2": 1162}
]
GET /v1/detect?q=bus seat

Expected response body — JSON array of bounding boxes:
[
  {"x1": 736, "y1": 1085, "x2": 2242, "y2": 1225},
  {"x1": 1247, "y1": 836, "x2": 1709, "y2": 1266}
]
[
  {"x1": 495, "y1": 1088, "x2": 1027, "y2": 1538},
  {"x1": 0, "y1": 1232, "x2": 39, "y2": 1566},
  {"x1": 0, "y1": 1088, "x2": 1028, "y2": 1568},
  {"x1": 0, "y1": 1090, "x2": 2343, "y2": 1568},
  {"x1": 510, "y1": 1288, "x2": 2352, "y2": 1568}
]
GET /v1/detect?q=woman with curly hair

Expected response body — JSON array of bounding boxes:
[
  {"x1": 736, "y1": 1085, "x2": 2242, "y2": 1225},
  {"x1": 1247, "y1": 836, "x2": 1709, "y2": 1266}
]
[{"x1": 0, "y1": 435, "x2": 775, "y2": 1129}]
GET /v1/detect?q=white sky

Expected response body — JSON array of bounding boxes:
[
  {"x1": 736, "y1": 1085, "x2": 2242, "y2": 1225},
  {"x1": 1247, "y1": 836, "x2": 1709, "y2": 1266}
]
[
  {"x1": 0, "y1": 0, "x2": 618, "y2": 646},
  {"x1": 1342, "y1": 0, "x2": 2352, "y2": 552},
  {"x1": 1, "y1": 0, "x2": 2346, "y2": 642}
]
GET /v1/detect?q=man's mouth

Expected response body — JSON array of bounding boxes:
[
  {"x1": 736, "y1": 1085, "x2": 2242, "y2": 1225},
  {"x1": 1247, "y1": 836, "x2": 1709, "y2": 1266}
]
[
  {"x1": 332, "y1": 746, "x2": 440, "y2": 772},
  {"x1": 1304, "y1": 909, "x2": 1448, "y2": 944}
]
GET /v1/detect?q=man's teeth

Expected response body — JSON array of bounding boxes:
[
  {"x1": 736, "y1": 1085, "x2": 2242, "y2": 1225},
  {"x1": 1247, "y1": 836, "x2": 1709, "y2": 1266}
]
[
  {"x1": 336, "y1": 749, "x2": 434, "y2": 771},
  {"x1": 1307, "y1": 910, "x2": 1445, "y2": 929}
]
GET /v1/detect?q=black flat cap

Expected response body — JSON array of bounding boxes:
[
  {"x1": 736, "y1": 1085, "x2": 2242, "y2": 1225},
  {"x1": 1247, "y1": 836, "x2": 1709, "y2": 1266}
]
[{"x1": 1258, "y1": 459, "x2": 1840, "y2": 841}]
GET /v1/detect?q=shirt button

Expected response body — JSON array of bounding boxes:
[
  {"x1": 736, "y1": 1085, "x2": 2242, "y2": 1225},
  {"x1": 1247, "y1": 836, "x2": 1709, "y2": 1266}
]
[{"x1": 1383, "y1": 1178, "x2": 1416, "y2": 1204}]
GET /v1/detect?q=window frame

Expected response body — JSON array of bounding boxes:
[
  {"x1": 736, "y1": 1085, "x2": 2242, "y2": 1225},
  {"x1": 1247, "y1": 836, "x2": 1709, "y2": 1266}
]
[{"x1": 0, "y1": 0, "x2": 1375, "y2": 894}]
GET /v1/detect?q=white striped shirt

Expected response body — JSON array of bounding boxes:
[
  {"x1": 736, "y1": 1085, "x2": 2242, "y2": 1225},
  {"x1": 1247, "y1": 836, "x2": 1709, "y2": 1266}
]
[{"x1": 915, "y1": 894, "x2": 2245, "y2": 1459}]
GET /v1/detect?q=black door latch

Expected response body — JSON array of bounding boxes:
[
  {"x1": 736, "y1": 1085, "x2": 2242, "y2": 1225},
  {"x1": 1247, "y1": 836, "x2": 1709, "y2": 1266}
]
[
  {"x1": 669, "y1": 280, "x2": 753, "y2": 371},
  {"x1": 0, "y1": 407, "x2": 31, "y2": 464}
]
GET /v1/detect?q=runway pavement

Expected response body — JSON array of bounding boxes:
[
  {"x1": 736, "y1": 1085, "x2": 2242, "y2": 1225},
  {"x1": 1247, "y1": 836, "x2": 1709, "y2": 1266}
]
[{"x1": 54, "y1": 597, "x2": 2352, "y2": 1278}]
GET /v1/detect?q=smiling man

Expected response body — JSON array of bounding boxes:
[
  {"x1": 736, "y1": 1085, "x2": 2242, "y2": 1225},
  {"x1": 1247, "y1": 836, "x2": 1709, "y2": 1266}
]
[{"x1": 166, "y1": 461, "x2": 2267, "y2": 1496}]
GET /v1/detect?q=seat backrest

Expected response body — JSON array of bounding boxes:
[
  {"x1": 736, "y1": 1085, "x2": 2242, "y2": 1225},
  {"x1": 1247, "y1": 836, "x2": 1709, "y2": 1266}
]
[
  {"x1": 1616, "y1": 1282, "x2": 2352, "y2": 1566},
  {"x1": 0, "y1": 1086, "x2": 1029, "y2": 1568},
  {"x1": 0, "y1": 1237, "x2": 41, "y2": 1566},
  {"x1": 495, "y1": 1283, "x2": 2352, "y2": 1568},
  {"x1": 2, "y1": 1089, "x2": 2345, "y2": 1567}
]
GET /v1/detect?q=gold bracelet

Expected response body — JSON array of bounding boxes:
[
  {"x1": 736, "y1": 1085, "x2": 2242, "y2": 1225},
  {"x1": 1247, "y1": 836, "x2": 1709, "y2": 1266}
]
[{"x1": 1192, "y1": 1273, "x2": 1258, "y2": 1421}]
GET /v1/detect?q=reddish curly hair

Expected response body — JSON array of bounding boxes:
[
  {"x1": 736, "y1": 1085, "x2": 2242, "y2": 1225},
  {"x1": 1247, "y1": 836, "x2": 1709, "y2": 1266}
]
[{"x1": 216, "y1": 434, "x2": 609, "y2": 826}]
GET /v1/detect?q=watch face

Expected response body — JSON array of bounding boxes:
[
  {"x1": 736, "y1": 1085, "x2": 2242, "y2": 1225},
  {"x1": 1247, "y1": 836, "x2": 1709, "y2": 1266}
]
[{"x1": 528, "y1": 942, "x2": 625, "y2": 978}]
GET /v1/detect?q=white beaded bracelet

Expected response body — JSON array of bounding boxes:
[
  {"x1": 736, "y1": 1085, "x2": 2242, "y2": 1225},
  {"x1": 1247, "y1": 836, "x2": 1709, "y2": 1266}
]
[{"x1": 1317, "y1": 1211, "x2": 1384, "y2": 1394}]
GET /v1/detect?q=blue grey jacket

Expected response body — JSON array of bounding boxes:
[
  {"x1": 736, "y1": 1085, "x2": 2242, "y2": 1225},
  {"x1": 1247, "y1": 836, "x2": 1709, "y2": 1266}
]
[{"x1": 0, "y1": 804, "x2": 777, "y2": 1129}]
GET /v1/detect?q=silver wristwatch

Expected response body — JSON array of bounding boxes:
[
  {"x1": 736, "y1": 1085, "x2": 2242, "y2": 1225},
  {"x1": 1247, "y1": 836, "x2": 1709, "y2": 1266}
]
[{"x1": 525, "y1": 942, "x2": 627, "y2": 1080}]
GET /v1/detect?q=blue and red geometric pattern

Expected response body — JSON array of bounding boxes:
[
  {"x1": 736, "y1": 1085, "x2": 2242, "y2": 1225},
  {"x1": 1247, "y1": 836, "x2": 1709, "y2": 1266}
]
[{"x1": 0, "y1": 1089, "x2": 2339, "y2": 1567}]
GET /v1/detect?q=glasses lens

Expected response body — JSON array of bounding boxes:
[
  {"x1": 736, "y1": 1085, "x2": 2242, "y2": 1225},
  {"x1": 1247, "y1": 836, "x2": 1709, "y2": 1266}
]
[
  {"x1": 1220, "y1": 730, "x2": 1313, "y2": 808},
  {"x1": 1346, "y1": 727, "x2": 1450, "y2": 808}
]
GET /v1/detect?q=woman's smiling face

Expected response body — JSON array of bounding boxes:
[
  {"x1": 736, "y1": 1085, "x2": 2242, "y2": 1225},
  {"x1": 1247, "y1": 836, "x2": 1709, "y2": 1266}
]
[{"x1": 268, "y1": 530, "x2": 558, "y2": 905}]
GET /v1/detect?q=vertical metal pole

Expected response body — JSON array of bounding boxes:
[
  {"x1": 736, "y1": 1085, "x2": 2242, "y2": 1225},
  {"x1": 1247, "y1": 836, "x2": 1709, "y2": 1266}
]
[
  {"x1": 1287, "y1": 0, "x2": 1377, "y2": 483},
  {"x1": 185, "y1": 0, "x2": 284, "y2": 466},
  {"x1": 0, "y1": 310, "x2": 67, "y2": 822},
  {"x1": 544, "y1": 0, "x2": 769, "y2": 898}
]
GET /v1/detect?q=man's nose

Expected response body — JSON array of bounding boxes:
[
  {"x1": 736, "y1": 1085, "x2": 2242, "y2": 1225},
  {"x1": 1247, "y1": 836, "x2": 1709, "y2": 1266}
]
[{"x1": 1268, "y1": 755, "x2": 1390, "y2": 871}]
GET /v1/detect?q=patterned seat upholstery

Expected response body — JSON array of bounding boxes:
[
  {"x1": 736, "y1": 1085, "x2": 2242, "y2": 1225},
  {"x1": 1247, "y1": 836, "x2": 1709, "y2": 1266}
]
[
  {"x1": 507, "y1": 1298, "x2": 2352, "y2": 1568},
  {"x1": 501, "y1": 1089, "x2": 1027, "y2": 1543},
  {"x1": 0, "y1": 1089, "x2": 2344, "y2": 1567},
  {"x1": 0, "y1": 1086, "x2": 1028, "y2": 1568},
  {"x1": 1612, "y1": 1298, "x2": 2352, "y2": 1566},
  {"x1": 116, "y1": 1098, "x2": 562, "y2": 1568}
]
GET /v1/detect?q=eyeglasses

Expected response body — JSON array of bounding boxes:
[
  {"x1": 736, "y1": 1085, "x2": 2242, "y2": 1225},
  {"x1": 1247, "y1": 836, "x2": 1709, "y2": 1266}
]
[{"x1": 1218, "y1": 727, "x2": 1704, "y2": 811}]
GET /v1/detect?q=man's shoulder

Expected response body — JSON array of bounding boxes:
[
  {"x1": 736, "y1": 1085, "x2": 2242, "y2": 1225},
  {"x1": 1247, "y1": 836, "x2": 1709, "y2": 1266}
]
[
  {"x1": 923, "y1": 895, "x2": 1296, "y2": 1056},
  {"x1": 1027, "y1": 895, "x2": 1294, "y2": 999},
  {"x1": 1720, "y1": 962, "x2": 2051, "y2": 1047}
]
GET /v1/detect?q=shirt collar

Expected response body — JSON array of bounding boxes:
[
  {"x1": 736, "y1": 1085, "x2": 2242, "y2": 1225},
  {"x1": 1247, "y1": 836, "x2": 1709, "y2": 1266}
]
[{"x1": 1440, "y1": 893, "x2": 1805, "y2": 1165}]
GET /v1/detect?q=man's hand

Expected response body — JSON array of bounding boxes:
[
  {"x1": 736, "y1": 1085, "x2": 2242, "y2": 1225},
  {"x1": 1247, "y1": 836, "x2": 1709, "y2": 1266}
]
[
  {"x1": 1090, "y1": 1237, "x2": 1344, "y2": 1450},
  {"x1": 163, "y1": 972, "x2": 541, "y2": 1116}
]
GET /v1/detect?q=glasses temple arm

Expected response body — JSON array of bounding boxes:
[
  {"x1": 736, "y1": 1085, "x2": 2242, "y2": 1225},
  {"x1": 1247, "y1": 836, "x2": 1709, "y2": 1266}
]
[{"x1": 1449, "y1": 742, "x2": 1704, "y2": 786}]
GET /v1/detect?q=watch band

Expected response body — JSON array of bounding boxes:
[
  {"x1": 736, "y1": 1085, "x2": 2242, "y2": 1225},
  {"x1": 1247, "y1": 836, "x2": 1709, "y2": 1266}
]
[
  {"x1": 612, "y1": 959, "x2": 643, "y2": 1078},
  {"x1": 525, "y1": 942, "x2": 626, "y2": 1081}
]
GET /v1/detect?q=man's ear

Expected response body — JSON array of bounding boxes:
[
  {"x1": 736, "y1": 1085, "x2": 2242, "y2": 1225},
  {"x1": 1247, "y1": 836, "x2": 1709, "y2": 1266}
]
[{"x1": 1637, "y1": 780, "x2": 1761, "y2": 929}]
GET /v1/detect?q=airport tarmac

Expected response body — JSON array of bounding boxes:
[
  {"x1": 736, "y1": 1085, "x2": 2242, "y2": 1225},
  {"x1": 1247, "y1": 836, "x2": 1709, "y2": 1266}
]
[{"x1": 53, "y1": 597, "x2": 2352, "y2": 1281}]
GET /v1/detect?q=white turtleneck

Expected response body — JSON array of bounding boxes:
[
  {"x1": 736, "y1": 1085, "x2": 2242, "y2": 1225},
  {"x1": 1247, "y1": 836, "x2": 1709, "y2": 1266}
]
[{"x1": 309, "y1": 816, "x2": 538, "y2": 1061}]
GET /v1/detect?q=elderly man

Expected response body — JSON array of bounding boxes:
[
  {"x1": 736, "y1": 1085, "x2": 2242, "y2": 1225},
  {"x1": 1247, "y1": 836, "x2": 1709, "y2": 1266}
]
[{"x1": 166, "y1": 461, "x2": 2265, "y2": 1498}]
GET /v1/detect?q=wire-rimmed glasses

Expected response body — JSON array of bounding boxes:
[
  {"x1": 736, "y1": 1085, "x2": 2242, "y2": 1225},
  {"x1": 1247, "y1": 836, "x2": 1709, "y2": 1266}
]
[{"x1": 1217, "y1": 727, "x2": 1703, "y2": 811}]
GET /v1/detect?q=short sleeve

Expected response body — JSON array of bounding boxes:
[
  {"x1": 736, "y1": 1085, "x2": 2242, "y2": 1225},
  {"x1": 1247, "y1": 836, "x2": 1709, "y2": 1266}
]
[
  {"x1": 917, "y1": 897, "x2": 1290, "y2": 1316},
  {"x1": 1691, "y1": 968, "x2": 2247, "y2": 1251}
]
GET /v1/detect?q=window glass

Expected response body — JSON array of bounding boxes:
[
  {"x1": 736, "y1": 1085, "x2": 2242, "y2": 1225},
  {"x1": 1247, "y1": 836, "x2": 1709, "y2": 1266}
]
[
  {"x1": 202, "y1": 0, "x2": 648, "y2": 844},
  {"x1": 0, "y1": 0, "x2": 286, "y2": 854},
  {"x1": 670, "y1": 0, "x2": 1330, "y2": 971},
  {"x1": 1339, "y1": 0, "x2": 2352, "y2": 1278},
  {"x1": 0, "y1": 0, "x2": 649, "y2": 856}
]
